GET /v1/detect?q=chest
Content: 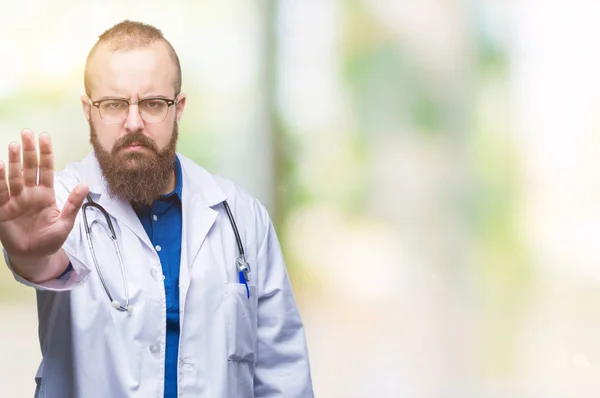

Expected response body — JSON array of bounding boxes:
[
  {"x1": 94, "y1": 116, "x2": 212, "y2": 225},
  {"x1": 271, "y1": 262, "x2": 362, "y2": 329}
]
[{"x1": 74, "y1": 203, "x2": 253, "y2": 317}]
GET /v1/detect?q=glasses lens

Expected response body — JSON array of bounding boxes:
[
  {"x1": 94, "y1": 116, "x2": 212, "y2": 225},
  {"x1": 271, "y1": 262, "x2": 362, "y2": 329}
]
[
  {"x1": 99, "y1": 100, "x2": 129, "y2": 124},
  {"x1": 139, "y1": 99, "x2": 169, "y2": 124},
  {"x1": 97, "y1": 98, "x2": 171, "y2": 124}
]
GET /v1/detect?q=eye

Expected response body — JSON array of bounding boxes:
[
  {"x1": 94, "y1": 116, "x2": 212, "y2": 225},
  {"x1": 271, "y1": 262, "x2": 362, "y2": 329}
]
[
  {"x1": 142, "y1": 100, "x2": 165, "y2": 109},
  {"x1": 102, "y1": 100, "x2": 127, "y2": 110}
]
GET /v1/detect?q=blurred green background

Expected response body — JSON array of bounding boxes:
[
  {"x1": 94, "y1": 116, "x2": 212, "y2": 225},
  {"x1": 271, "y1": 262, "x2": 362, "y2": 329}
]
[{"x1": 3, "y1": 0, "x2": 600, "y2": 397}]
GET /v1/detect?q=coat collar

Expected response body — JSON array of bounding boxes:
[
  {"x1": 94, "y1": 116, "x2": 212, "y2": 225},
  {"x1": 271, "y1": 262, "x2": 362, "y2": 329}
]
[
  {"x1": 76, "y1": 151, "x2": 227, "y2": 255},
  {"x1": 75, "y1": 151, "x2": 229, "y2": 321},
  {"x1": 80, "y1": 151, "x2": 227, "y2": 208}
]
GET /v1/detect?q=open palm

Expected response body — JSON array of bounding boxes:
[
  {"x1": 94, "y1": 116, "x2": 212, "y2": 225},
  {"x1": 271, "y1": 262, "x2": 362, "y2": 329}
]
[{"x1": 0, "y1": 130, "x2": 88, "y2": 259}]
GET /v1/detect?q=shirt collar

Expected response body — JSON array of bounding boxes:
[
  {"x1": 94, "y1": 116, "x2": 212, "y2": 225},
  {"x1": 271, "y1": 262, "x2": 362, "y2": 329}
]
[
  {"x1": 80, "y1": 151, "x2": 226, "y2": 207},
  {"x1": 82, "y1": 152, "x2": 183, "y2": 201},
  {"x1": 160, "y1": 155, "x2": 183, "y2": 201}
]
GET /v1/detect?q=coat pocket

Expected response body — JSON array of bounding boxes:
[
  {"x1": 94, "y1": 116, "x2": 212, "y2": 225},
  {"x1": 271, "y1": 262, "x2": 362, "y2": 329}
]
[{"x1": 224, "y1": 283, "x2": 258, "y2": 362}]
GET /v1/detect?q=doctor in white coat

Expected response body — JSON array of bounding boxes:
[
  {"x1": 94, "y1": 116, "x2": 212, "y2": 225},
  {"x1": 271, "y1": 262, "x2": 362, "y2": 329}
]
[{"x1": 0, "y1": 20, "x2": 314, "y2": 397}]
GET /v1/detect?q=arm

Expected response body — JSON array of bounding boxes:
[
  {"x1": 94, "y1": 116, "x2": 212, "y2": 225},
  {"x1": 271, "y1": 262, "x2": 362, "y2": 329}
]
[
  {"x1": 4, "y1": 244, "x2": 91, "y2": 292},
  {"x1": 254, "y1": 218, "x2": 314, "y2": 398},
  {"x1": 7, "y1": 250, "x2": 70, "y2": 284}
]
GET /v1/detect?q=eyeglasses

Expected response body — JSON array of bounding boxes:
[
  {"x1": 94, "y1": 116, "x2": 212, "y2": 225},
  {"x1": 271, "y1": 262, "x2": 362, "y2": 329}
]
[{"x1": 88, "y1": 96, "x2": 179, "y2": 125}]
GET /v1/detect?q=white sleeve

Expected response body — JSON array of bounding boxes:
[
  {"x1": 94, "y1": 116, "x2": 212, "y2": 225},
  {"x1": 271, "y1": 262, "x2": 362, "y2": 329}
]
[
  {"x1": 3, "y1": 174, "x2": 92, "y2": 292},
  {"x1": 3, "y1": 247, "x2": 91, "y2": 292},
  {"x1": 253, "y1": 207, "x2": 315, "y2": 397}
]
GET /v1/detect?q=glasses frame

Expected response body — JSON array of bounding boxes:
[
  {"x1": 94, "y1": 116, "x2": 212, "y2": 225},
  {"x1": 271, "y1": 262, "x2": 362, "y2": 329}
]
[{"x1": 88, "y1": 96, "x2": 179, "y2": 125}]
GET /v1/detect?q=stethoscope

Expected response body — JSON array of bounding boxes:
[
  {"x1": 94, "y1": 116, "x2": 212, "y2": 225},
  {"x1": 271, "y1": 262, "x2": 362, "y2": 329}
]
[{"x1": 82, "y1": 194, "x2": 251, "y2": 313}]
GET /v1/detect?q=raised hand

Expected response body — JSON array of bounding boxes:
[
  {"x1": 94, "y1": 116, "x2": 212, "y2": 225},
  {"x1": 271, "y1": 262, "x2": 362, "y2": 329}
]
[{"x1": 0, "y1": 129, "x2": 89, "y2": 267}]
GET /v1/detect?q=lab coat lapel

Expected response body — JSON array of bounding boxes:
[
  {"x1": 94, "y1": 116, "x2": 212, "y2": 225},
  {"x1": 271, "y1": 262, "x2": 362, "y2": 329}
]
[
  {"x1": 179, "y1": 192, "x2": 216, "y2": 308},
  {"x1": 182, "y1": 193, "x2": 217, "y2": 273},
  {"x1": 177, "y1": 154, "x2": 227, "y2": 321},
  {"x1": 96, "y1": 194, "x2": 152, "y2": 247}
]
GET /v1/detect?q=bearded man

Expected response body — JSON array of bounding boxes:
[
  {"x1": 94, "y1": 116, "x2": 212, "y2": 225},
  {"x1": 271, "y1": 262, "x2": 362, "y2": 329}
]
[{"x1": 0, "y1": 19, "x2": 314, "y2": 398}]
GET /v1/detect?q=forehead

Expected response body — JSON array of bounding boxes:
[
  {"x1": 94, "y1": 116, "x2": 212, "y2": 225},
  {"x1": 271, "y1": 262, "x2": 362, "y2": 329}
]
[{"x1": 89, "y1": 41, "x2": 177, "y2": 98}]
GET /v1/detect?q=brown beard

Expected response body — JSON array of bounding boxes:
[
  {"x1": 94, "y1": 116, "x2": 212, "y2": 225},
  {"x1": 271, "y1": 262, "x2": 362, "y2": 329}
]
[{"x1": 90, "y1": 122, "x2": 179, "y2": 208}]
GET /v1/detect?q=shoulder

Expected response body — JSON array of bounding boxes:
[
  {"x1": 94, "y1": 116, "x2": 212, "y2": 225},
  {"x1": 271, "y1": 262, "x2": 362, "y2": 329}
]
[
  {"x1": 53, "y1": 152, "x2": 102, "y2": 195},
  {"x1": 177, "y1": 153, "x2": 271, "y2": 223},
  {"x1": 52, "y1": 153, "x2": 88, "y2": 198}
]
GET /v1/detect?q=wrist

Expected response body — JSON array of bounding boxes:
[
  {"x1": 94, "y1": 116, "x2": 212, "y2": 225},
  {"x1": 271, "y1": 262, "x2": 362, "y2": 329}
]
[{"x1": 8, "y1": 250, "x2": 69, "y2": 283}]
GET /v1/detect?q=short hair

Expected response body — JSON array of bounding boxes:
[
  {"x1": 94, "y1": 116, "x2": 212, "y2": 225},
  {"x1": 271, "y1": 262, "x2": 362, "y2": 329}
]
[{"x1": 84, "y1": 20, "x2": 182, "y2": 97}]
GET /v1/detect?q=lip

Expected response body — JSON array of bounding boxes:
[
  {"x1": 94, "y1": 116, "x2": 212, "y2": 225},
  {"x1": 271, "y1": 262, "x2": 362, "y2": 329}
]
[{"x1": 122, "y1": 144, "x2": 145, "y2": 152}]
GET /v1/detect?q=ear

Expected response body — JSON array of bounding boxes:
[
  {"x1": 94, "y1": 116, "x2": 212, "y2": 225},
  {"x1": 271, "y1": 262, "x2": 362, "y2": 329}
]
[
  {"x1": 175, "y1": 93, "x2": 186, "y2": 122},
  {"x1": 81, "y1": 95, "x2": 92, "y2": 121}
]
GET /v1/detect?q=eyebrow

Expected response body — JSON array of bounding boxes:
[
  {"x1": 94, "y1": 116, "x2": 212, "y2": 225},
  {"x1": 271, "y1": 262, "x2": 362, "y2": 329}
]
[
  {"x1": 96, "y1": 96, "x2": 127, "y2": 101},
  {"x1": 95, "y1": 95, "x2": 172, "y2": 101}
]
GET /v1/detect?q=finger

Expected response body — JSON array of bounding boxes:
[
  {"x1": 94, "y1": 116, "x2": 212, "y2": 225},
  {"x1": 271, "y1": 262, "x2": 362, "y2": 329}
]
[
  {"x1": 8, "y1": 142, "x2": 23, "y2": 196},
  {"x1": 38, "y1": 133, "x2": 54, "y2": 188},
  {"x1": 21, "y1": 129, "x2": 38, "y2": 187},
  {"x1": 0, "y1": 161, "x2": 9, "y2": 206},
  {"x1": 60, "y1": 183, "x2": 89, "y2": 229}
]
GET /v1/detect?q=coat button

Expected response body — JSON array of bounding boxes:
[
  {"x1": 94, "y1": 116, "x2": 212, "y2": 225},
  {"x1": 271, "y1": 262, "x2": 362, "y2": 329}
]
[
  {"x1": 150, "y1": 268, "x2": 166, "y2": 281},
  {"x1": 150, "y1": 344, "x2": 161, "y2": 354}
]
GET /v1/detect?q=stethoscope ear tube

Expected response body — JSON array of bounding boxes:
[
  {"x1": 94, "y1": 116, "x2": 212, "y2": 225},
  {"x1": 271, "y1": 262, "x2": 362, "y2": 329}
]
[
  {"x1": 223, "y1": 200, "x2": 251, "y2": 294},
  {"x1": 81, "y1": 195, "x2": 251, "y2": 311},
  {"x1": 222, "y1": 200, "x2": 244, "y2": 256},
  {"x1": 83, "y1": 194, "x2": 131, "y2": 312}
]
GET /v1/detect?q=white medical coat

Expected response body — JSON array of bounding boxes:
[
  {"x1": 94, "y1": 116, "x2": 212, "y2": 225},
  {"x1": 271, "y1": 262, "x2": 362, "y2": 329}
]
[{"x1": 4, "y1": 152, "x2": 314, "y2": 398}]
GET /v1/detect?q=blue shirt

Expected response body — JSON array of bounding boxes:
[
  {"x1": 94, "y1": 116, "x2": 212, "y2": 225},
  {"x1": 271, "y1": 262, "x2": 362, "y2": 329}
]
[{"x1": 134, "y1": 157, "x2": 183, "y2": 398}]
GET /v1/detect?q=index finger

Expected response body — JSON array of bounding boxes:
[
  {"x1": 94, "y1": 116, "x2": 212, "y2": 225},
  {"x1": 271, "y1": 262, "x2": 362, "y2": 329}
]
[{"x1": 38, "y1": 133, "x2": 54, "y2": 188}]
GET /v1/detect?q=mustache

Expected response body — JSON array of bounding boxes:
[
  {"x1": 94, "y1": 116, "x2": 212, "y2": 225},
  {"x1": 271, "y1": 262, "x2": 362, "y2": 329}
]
[{"x1": 112, "y1": 133, "x2": 158, "y2": 153}]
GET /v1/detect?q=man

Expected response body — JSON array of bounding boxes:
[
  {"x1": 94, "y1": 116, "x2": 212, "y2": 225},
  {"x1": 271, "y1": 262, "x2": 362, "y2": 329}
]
[{"x1": 0, "y1": 20, "x2": 314, "y2": 397}]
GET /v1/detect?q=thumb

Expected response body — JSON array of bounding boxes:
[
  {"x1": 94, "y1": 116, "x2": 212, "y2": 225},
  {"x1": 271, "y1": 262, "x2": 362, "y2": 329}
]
[{"x1": 60, "y1": 183, "x2": 90, "y2": 227}]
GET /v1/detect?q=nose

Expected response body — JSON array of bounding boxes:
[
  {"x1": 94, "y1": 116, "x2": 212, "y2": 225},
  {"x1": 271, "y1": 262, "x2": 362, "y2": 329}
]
[{"x1": 124, "y1": 104, "x2": 144, "y2": 133}]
